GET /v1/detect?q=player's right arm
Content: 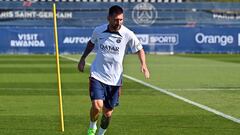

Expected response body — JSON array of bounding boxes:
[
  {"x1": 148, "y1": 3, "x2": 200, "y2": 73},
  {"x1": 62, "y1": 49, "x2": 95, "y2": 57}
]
[{"x1": 78, "y1": 40, "x2": 95, "y2": 72}]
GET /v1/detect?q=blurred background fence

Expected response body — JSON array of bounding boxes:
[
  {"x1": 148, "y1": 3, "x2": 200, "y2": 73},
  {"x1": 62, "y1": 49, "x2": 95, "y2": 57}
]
[{"x1": 0, "y1": 1, "x2": 240, "y2": 54}]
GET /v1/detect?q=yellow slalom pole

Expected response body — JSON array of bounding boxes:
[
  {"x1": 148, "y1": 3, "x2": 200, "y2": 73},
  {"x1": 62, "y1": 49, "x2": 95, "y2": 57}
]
[{"x1": 52, "y1": 3, "x2": 64, "y2": 132}]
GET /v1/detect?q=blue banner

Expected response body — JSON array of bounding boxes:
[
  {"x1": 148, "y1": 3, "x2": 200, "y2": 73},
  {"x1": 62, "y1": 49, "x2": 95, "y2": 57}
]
[
  {"x1": 0, "y1": 28, "x2": 54, "y2": 54},
  {"x1": 0, "y1": 27, "x2": 240, "y2": 54}
]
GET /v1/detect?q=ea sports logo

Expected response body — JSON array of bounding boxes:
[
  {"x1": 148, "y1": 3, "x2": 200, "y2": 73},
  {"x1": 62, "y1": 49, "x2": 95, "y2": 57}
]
[{"x1": 132, "y1": 3, "x2": 158, "y2": 26}]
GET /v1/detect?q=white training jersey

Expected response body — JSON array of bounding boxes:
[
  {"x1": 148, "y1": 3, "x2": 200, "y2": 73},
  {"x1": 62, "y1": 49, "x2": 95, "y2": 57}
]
[{"x1": 90, "y1": 24, "x2": 143, "y2": 86}]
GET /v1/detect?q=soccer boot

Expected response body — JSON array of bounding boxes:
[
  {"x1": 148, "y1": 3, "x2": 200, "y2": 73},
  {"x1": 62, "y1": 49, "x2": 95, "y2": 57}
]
[{"x1": 87, "y1": 128, "x2": 97, "y2": 135}]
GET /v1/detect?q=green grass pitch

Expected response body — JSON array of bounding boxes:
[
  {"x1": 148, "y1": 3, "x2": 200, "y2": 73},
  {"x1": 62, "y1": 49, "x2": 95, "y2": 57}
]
[{"x1": 0, "y1": 54, "x2": 239, "y2": 135}]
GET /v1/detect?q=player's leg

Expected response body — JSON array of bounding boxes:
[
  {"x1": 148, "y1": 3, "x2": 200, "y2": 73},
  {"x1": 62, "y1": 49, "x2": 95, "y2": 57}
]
[
  {"x1": 87, "y1": 77, "x2": 105, "y2": 135},
  {"x1": 98, "y1": 108, "x2": 113, "y2": 135},
  {"x1": 97, "y1": 107, "x2": 113, "y2": 135},
  {"x1": 97, "y1": 86, "x2": 121, "y2": 135},
  {"x1": 90, "y1": 100, "x2": 103, "y2": 122},
  {"x1": 88, "y1": 100, "x2": 103, "y2": 135}
]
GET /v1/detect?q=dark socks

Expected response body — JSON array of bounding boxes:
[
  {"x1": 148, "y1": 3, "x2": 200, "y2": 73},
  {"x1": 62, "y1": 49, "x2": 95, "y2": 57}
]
[{"x1": 100, "y1": 114, "x2": 111, "y2": 129}]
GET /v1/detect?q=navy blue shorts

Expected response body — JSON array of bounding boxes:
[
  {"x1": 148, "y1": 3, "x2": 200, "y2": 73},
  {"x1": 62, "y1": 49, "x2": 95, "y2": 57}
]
[{"x1": 89, "y1": 77, "x2": 121, "y2": 109}]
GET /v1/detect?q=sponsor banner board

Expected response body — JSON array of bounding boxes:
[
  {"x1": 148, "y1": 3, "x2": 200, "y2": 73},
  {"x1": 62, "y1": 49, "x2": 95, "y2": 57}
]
[{"x1": 0, "y1": 27, "x2": 240, "y2": 54}]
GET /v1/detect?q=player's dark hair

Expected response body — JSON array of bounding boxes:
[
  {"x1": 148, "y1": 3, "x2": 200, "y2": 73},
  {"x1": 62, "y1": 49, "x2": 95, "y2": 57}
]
[{"x1": 108, "y1": 5, "x2": 123, "y2": 16}]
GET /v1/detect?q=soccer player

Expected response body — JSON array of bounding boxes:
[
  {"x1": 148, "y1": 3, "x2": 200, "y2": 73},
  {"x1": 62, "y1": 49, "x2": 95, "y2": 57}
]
[{"x1": 78, "y1": 5, "x2": 150, "y2": 135}]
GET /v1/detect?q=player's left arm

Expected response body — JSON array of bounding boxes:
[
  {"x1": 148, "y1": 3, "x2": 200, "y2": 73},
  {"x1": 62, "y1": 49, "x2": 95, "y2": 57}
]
[{"x1": 137, "y1": 49, "x2": 150, "y2": 79}]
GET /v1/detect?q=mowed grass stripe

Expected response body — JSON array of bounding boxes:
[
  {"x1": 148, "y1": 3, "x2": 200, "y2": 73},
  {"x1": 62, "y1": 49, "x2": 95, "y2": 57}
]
[
  {"x1": 0, "y1": 67, "x2": 79, "y2": 73},
  {"x1": 177, "y1": 54, "x2": 240, "y2": 64},
  {"x1": 0, "y1": 87, "x2": 152, "y2": 91},
  {"x1": 0, "y1": 86, "x2": 154, "y2": 96}
]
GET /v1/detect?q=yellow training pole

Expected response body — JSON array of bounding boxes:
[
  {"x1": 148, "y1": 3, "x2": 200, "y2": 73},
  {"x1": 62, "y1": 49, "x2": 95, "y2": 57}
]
[{"x1": 52, "y1": 3, "x2": 64, "y2": 132}]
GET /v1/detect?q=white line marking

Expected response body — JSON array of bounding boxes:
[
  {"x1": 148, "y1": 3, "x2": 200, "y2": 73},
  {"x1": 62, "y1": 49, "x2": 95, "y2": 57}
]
[
  {"x1": 60, "y1": 55, "x2": 240, "y2": 124},
  {"x1": 169, "y1": 88, "x2": 240, "y2": 91}
]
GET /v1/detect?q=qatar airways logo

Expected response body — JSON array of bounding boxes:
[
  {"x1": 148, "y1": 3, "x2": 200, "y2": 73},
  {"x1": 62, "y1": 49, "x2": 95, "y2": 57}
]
[
  {"x1": 100, "y1": 44, "x2": 119, "y2": 54},
  {"x1": 195, "y1": 33, "x2": 234, "y2": 46}
]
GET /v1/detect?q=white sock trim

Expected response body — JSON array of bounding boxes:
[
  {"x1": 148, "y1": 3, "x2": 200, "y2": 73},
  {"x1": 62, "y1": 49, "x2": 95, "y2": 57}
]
[
  {"x1": 89, "y1": 121, "x2": 97, "y2": 129},
  {"x1": 97, "y1": 127, "x2": 107, "y2": 135}
]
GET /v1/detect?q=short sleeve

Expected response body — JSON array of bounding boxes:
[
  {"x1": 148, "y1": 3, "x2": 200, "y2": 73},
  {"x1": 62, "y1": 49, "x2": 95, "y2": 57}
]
[
  {"x1": 128, "y1": 31, "x2": 143, "y2": 53},
  {"x1": 90, "y1": 28, "x2": 97, "y2": 44}
]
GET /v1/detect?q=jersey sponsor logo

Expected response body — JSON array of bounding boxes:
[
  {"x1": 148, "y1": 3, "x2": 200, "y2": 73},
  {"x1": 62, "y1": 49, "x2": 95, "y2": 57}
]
[
  {"x1": 195, "y1": 33, "x2": 234, "y2": 46},
  {"x1": 100, "y1": 44, "x2": 119, "y2": 54},
  {"x1": 132, "y1": 3, "x2": 158, "y2": 26}
]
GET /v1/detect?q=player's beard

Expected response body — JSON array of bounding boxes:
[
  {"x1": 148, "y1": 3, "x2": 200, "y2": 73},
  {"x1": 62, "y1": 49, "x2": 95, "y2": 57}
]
[{"x1": 112, "y1": 24, "x2": 121, "y2": 31}]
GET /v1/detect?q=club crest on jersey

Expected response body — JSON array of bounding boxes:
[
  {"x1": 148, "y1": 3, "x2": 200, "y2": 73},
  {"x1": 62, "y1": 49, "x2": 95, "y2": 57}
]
[{"x1": 116, "y1": 38, "x2": 121, "y2": 43}]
